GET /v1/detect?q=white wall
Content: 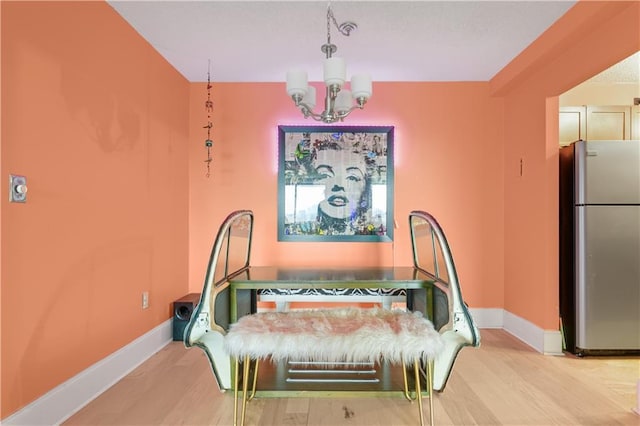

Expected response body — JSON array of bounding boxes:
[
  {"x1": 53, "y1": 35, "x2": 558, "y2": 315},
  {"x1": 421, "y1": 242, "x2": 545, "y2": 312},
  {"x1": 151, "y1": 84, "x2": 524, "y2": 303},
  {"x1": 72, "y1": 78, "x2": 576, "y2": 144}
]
[
  {"x1": 560, "y1": 82, "x2": 639, "y2": 106},
  {"x1": 560, "y1": 51, "x2": 639, "y2": 106}
]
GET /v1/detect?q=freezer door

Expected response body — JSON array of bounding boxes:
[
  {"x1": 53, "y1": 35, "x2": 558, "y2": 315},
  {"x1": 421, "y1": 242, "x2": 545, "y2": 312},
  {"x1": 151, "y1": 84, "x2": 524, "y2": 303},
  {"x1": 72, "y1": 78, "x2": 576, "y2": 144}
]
[
  {"x1": 575, "y1": 140, "x2": 640, "y2": 205},
  {"x1": 575, "y1": 205, "x2": 640, "y2": 350}
]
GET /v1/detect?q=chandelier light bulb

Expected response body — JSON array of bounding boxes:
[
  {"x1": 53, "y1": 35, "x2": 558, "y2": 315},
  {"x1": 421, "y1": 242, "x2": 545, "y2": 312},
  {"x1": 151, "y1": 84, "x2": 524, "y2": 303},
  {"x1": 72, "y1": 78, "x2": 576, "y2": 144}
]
[
  {"x1": 286, "y1": 70, "x2": 309, "y2": 97},
  {"x1": 351, "y1": 74, "x2": 372, "y2": 100},
  {"x1": 323, "y1": 57, "x2": 346, "y2": 87},
  {"x1": 301, "y1": 85, "x2": 317, "y2": 110},
  {"x1": 335, "y1": 89, "x2": 352, "y2": 114}
]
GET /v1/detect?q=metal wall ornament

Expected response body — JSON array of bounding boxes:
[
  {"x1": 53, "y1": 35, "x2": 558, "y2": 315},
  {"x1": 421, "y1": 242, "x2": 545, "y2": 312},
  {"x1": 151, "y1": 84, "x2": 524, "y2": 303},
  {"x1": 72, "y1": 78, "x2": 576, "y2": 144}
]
[{"x1": 204, "y1": 61, "x2": 214, "y2": 177}]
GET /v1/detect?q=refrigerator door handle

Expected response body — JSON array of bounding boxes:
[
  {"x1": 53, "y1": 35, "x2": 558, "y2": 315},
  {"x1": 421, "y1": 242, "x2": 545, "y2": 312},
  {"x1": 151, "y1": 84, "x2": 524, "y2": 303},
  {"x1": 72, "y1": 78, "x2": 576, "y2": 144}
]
[
  {"x1": 574, "y1": 142, "x2": 586, "y2": 205},
  {"x1": 574, "y1": 206, "x2": 587, "y2": 347}
]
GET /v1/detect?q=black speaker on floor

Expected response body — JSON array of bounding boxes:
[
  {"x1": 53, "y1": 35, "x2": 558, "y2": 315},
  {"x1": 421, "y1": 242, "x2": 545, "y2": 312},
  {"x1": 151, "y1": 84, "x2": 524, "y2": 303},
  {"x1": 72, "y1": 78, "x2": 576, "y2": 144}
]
[{"x1": 172, "y1": 293, "x2": 201, "y2": 341}]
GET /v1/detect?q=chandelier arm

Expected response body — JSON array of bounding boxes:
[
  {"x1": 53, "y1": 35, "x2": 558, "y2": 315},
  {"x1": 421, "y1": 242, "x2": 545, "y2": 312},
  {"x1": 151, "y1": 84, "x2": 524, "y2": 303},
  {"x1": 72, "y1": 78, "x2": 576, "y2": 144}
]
[
  {"x1": 292, "y1": 97, "x2": 368, "y2": 124},
  {"x1": 335, "y1": 102, "x2": 367, "y2": 121},
  {"x1": 294, "y1": 100, "x2": 324, "y2": 121}
]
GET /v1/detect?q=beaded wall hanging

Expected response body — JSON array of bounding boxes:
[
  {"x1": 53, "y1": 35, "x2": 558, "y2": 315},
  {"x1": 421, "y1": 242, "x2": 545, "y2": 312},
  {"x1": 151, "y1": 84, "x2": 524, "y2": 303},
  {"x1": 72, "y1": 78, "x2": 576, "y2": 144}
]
[{"x1": 204, "y1": 61, "x2": 214, "y2": 177}]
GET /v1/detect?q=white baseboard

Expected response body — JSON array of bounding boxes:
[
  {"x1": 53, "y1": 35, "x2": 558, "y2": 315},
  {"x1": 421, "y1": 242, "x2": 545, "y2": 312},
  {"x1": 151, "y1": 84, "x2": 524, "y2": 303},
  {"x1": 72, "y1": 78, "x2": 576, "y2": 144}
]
[
  {"x1": 2, "y1": 320, "x2": 172, "y2": 426},
  {"x1": 468, "y1": 307, "x2": 504, "y2": 329},
  {"x1": 470, "y1": 308, "x2": 562, "y2": 355},
  {"x1": 502, "y1": 310, "x2": 564, "y2": 355},
  {"x1": 1, "y1": 308, "x2": 564, "y2": 425}
]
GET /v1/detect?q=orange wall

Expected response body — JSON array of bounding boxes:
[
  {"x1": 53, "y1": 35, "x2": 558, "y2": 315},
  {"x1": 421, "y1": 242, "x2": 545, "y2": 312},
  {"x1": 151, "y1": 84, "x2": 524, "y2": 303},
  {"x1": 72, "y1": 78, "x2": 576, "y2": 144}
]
[
  {"x1": 3, "y1": 0, "x2": 638, "y2": 421},
  {"x1": 1, "y1": 2, "x2": 190, "y2": 418},
  {"x1": 493, "y1": 0, "x2": 640, "y2": 330},
  {"x1": 188, "y1": 82, "x2": 506, "y2": 310}
]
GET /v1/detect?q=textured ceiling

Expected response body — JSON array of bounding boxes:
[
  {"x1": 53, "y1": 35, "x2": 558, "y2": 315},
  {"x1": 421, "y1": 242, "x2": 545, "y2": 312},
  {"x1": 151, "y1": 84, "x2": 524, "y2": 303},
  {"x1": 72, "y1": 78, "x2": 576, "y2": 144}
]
[
  {"x1": 586, "y1": 52, "x2": 639, "y2": 84},
  {"x1": 107, "y1": 0, "x2": 580, "y2": 83}
]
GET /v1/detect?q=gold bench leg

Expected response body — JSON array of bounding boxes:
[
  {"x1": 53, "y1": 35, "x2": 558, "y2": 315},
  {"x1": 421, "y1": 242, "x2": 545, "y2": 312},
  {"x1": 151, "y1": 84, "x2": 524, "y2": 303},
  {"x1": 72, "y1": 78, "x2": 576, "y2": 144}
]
[
  {"x1": 427, "y1": 359, "x2": 435, "y2": 426},
  {"x1": 247, "y1": 359, "x2": 259, "y2": 401},
  {"x1": 233, "y1": 357, "x2": 259, "y2": 425},
  {"x1": 240, "y1": 355, "x2": 251, "y2": 426},
  {"x1": 233, "y1": 358, "x2": 239, "y2": 426},
  {"x1": 402, "y1": 359, "x2": 415, "y2": 401},
  {"x1": 413, "y1": 359, "x2": 425, "y2": 426}
]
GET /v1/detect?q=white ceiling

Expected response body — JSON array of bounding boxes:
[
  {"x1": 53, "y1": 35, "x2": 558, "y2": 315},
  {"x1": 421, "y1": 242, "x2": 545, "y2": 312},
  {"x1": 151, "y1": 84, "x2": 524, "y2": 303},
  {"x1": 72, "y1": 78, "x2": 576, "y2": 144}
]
[
  {"x1": 584, "y1": 51, "x2": 639, "y2": 84},
  {"x1": 107, "y1": 0, "x2": 585, "y2": 83}
]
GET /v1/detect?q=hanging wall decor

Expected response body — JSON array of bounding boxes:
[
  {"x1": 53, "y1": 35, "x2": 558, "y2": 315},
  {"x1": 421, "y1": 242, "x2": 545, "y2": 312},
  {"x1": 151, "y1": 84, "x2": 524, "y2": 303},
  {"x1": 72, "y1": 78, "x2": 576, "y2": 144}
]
[
  {"x1": 204, "y1": 61, "x2": 214, "y2": 177},
  {"x1": 277, "y1": 125, "x2": 394, "y2": 242}
]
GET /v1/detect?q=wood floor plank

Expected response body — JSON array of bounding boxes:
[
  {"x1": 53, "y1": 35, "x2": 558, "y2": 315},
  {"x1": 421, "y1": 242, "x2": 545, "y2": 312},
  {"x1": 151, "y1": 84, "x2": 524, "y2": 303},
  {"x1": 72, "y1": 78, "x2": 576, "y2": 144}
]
[{"x1": 63, "y1": 329, "x2": 640, "y2": 426}]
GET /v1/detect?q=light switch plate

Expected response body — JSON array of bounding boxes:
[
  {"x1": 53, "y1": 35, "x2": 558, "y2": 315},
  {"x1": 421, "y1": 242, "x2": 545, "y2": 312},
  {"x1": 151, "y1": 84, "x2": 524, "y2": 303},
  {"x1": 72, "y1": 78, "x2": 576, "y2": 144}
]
[
  {"x1": 142, "y1": 291, "x2": 149, "y2": 309},
  {"x1": 9, "y1": 175, "x2": 27, "y2": 203}
]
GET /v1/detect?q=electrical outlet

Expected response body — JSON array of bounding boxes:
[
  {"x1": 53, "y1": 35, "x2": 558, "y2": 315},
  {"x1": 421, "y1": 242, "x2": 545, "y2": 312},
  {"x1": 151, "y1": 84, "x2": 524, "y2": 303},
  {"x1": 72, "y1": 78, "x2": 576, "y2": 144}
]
[{"x1": 142, "y1": 291, "x2": 149, "y2": 309}]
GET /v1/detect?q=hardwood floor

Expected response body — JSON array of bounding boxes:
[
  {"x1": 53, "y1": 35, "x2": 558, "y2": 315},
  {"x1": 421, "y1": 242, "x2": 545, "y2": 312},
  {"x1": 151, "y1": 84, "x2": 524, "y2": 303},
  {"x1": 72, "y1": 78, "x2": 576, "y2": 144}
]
[{"x1": 64, "y1": 329, "x2": 640, "y2": 425}]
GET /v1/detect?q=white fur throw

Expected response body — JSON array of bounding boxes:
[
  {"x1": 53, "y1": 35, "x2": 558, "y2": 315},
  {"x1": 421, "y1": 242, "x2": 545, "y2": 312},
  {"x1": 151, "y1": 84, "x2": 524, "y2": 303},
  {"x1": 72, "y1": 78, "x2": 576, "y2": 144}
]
[{"x1": 224, "y1": 308, "x2": 444, "y2": 364}]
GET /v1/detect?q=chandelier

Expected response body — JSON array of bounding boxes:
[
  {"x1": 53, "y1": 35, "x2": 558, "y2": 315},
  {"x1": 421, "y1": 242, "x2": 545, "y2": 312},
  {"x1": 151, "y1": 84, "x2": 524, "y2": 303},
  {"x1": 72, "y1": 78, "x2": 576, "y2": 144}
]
[{"x1": 286, "y1": 4, "x2": 372, "y2": 124}]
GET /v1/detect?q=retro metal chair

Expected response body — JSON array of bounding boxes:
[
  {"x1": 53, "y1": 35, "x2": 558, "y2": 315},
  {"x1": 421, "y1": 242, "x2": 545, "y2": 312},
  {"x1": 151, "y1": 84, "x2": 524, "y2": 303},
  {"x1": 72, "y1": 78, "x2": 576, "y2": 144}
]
[{"x1": 183, "y1": 209, "x2": 480, "y2": 425}]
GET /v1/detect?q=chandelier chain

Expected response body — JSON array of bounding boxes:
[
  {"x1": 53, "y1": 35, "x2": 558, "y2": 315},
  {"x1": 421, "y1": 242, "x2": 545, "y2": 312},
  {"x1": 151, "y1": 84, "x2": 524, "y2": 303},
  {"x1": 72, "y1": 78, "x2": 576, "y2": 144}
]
[
  {"x1": 326, "y1": 5, "x2": 333, "y2": 45},
  {"x1": 327, "y1": 4, "x2": 354, "y2": 41}
]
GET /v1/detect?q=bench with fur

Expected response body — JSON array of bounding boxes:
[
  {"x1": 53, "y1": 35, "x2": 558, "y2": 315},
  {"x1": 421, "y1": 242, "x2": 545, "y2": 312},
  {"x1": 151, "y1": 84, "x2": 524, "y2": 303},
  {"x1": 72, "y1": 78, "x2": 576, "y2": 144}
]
[{"x1": 224, "y1": 307, "x2": 445, "y2": 426}]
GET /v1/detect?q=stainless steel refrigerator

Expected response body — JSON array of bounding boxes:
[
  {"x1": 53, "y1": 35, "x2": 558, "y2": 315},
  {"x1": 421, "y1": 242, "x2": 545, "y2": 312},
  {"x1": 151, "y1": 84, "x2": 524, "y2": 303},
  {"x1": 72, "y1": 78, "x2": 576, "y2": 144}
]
[{"x1": 559, "y1": 140, "x2": 640, "y2": 355}]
